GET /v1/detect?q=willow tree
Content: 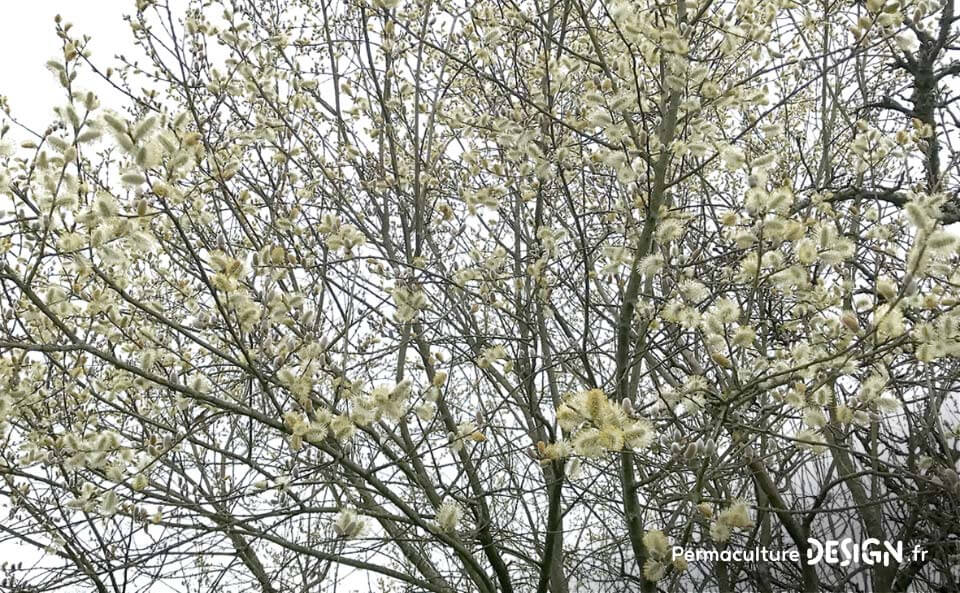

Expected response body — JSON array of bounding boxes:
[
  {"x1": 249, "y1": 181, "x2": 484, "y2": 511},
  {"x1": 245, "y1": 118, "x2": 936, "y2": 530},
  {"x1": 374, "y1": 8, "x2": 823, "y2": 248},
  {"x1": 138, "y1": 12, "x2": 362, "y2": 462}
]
[{"x1": 1, "y1": 0, "x2": 959, "y2": 592}]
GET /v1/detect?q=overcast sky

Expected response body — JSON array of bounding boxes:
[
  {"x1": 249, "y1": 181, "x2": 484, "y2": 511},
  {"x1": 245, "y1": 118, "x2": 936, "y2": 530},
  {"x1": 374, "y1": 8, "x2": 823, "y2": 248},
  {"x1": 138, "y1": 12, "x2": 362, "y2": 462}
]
[{"x1": 0, "y1": 2, "x2": 131, "y2": 135}]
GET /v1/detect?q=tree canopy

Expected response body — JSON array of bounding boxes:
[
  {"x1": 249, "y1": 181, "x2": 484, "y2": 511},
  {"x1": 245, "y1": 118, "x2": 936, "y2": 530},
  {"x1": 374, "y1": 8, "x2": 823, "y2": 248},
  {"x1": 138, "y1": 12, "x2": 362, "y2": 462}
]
[{"x1": 1, "y1": 0, "x2": 960, "y2": 591}]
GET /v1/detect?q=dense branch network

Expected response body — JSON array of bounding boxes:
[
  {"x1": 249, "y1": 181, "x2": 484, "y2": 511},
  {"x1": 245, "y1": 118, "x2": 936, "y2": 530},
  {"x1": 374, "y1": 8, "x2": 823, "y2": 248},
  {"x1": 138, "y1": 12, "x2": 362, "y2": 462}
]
[{"x1": 1, "y1": 0, "x2": 959, "y2": 592}]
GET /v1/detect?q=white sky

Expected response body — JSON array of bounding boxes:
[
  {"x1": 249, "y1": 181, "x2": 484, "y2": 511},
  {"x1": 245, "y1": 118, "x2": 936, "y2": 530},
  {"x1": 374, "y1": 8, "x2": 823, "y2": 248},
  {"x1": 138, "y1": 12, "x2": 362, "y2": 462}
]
[{"x1": 0, "y1": 2, "x2": 131, "y2": 135}]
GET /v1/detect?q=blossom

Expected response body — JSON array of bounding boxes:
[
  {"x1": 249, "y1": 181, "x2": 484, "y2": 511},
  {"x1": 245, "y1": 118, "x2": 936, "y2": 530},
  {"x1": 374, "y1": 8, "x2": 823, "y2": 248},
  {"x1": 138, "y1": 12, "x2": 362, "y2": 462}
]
[
  {"x1": 334, "y1": 509, "x2": 365, "y2": 538},
  {"x1": 437, "y1": 500, "x2": 461, "y2": 533}
]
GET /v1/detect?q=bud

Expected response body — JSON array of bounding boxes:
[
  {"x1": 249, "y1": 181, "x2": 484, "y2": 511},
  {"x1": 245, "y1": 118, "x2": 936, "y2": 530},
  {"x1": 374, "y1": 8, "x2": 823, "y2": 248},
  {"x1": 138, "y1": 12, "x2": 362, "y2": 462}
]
[
  {"x1": 840, "y1": 311, "x2": 860, "y2": 333},
  {"x1": 710, "y1": 351, "x2": 732, "y2": 368},
  {"x1": 121, "y1": 172, "x2": 146, "y2": 186},
  {"x1": 703, "y1": 438, "x2": 716, "y2": 456}
]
